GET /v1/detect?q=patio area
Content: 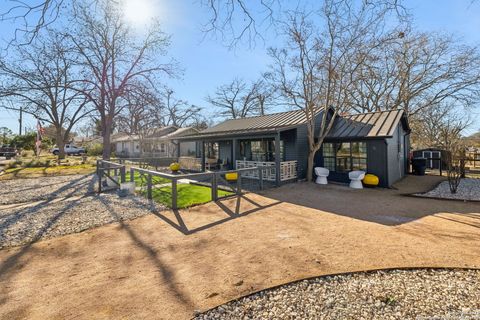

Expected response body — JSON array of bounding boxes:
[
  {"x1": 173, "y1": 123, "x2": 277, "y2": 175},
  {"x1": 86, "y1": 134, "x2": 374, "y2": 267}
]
[{"x1": 0, "y1": 175, "x2": 479, "y2": 319}]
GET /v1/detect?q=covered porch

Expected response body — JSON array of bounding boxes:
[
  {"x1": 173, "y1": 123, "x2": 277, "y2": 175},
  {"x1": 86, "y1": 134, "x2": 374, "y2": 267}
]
[{"x1": 178, "y1": 129, "x2": 299, "y2": 185}]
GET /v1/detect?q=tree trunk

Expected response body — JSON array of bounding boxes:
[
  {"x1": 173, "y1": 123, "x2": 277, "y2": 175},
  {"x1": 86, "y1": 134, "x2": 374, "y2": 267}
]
[
  {"x1": 102, "y1": 127, "x2": 111, "y2": 160},
  {"x1": 306, "y1": 149, "x2": 315, "y2": 182},
  {"x1": 56, "y1": 128, "x2": 66, "y2": 162}
]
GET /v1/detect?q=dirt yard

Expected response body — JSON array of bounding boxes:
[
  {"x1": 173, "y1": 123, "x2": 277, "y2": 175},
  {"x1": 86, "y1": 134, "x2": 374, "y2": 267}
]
[{"x1": 0, "y1": 175, "x2": 479, "y2": 319}]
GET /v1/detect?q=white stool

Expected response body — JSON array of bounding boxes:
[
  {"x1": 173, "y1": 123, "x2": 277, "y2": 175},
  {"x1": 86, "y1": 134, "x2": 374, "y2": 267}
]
[
  {"x1": 314, "y1": 167, "x2": 330, "y2": 185},
  {"x1": 348, "y1": 170, "x2": 365, "y2": 189}
]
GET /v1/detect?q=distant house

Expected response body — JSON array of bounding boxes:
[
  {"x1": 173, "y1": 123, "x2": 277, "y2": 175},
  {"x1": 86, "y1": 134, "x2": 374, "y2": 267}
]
[
  {"x1": 112, "y1": 126, "x2": 199, "y2": 158},
  {"x1": 179, "y1": 108, "x2": 411, "y2": 187}
]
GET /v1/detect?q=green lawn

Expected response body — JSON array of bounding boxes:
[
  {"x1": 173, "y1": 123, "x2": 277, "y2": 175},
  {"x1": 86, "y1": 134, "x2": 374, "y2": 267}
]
[
  {"x1": 148, "y1": 183, "x2": 234, "y2": 209},
  {"x1": 126, "y1": 170, "x2": 171, "y2": 185}
]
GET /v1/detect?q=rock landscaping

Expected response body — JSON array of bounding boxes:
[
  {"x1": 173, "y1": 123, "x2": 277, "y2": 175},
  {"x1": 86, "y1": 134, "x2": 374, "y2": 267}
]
[
  {"x1": 0, "y1": 174, "x2": 97, "y2": 205},
  {"x1": 196, "y1": 269, "x2": 480, "y2": 320},
  {"x1": 0, "y1": 174, "x2": 163, "y2": 248},
  {"x1": 414, "y1": 178, "x2": 480, "y2": 201}
]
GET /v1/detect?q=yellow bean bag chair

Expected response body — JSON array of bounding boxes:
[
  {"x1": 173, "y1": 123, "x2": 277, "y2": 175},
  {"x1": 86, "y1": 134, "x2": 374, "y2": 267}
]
[
  {"x1": 363, "y1": 174, "x2": 379, "y2": 187},
  {"x1": 169, "y1": 162, "x2": 180, "y2": 172},
  {"x1": 225, "y1": 172, "x2": 238, "y2": 181}
]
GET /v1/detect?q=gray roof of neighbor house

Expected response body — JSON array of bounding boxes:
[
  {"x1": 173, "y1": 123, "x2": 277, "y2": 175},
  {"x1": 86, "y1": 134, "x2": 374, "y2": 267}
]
[
  {"x1": 112, "y1": 127, "x2": 199, "y2": 142},
  {"x1": 179, "y1": 109, "x2": 322, "y2": 139},
  {"x1": 327, "y1": 109, "x2": 409, "y2": 139}
]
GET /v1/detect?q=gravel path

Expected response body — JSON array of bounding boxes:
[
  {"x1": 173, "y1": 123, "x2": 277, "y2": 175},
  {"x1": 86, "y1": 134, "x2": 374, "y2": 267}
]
[
  {"x1": 415, "y1": 178, "x2": 480, "y2": 201},
  {"x1": 196, "y1": 269, "x2": 480, "y2": 320},
  {"x1": 0, "y1": 174, "x2": 165, "y2": 248},
  {"x1": 0, "y1": 192, "x2": 164, "y2": 249},
  {"x1": 0, "y1": 174, "x2": 97, "y2": 205}
]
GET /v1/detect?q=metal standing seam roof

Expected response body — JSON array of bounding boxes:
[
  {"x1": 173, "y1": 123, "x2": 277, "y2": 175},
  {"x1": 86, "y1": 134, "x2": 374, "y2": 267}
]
[
  {"x1": 179, "y1": 109, "x2": 322, "y2": 139},
  {"x1": 179, "y1": 108, "x2": 407, "y2": 140},
  {"x1": 327, "y1": 109, "x2": 406, "y2": 139}
]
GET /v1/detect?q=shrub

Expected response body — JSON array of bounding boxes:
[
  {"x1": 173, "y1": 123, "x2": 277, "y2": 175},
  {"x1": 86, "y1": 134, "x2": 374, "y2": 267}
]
[{"x1": 87, "y1": 143, "x2": 103, "y2": 156}]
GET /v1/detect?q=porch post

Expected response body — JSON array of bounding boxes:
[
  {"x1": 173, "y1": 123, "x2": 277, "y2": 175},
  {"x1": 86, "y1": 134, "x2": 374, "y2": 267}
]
[
  {"x1": 275, "y1": 132, "x2": 281, "y2": 186},
  {"x1": 232, "y1": 139, "x2": 237, "y2": 169},
  {"x1": 201, "y1": 141, "x2": 206, "y2": 172}
]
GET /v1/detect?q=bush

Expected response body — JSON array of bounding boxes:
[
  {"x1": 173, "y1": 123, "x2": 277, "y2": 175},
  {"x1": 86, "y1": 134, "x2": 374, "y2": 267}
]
[{"x1": 87, "y1": 143, "x2": 103, "y2": 156}]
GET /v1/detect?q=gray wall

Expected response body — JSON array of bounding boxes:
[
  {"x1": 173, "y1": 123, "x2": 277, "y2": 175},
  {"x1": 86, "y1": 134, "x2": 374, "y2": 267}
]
[
  {"x1": 293, "y1": 125, "x2": 309, "y2": 179},
  {"x1": 386, "y1": 126, "x2": 407, "y2": 186},
  {"x1": 366, "y1": 140, "x2": 388, "y2": 187}
]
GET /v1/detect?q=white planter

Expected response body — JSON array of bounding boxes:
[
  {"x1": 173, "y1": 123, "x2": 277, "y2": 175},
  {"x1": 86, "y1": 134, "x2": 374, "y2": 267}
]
[
  {"x1": 120, "y1": 182, "x2": 135, "y2": 194},
  {"x1": 105, "y1": 176, "x2": 119, "y2": 187}
]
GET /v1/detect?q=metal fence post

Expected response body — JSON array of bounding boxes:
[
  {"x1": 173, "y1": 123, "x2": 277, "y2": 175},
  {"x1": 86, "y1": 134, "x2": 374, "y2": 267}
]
[
  {"x1": 236, "y1": 172, "x2": 242, "y2": 195},
  {"x1": 98, "y1": 167, "x2": 103, "y2": 194},
  {"x1": 172, "y1": 178, "x2": 178, "y2": 210},
  {"x1": 120, "y1": 166, "x2": 126, "y2": 183},
  {"x1": 258, "y1": 167, "x2": 264, "y2": 190},
  {"x1": 147, "y1": 174, "x2": 152, "y2": 200},
  {"x1": 211, "y1": 173, "x2": 218, "y2": 201},
  {"x1": 130, "y1": 168, "x2": 135, "y2": 182}
]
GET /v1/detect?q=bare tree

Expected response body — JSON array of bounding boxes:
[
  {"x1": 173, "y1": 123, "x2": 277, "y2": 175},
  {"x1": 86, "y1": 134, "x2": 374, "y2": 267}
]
[
  {"x1": 0, "y1": 30, "x2": 92, "y2": 159},
  {"x1": 207, "y1": 78, "x2": 269, "y2": 119},
  {"x1": 2, "y1": 0, "x2": 280, "y2": 49},
  {"x1": 0, "y1": 0, "x2": 65, "y2": 46},
  {"x1": 349, "y1": 31, "x2": 480, "y2": 116},
  {"x1": 160, "y1": 88, "x2": 203, "y2": 127},
  {"x1": 411, "y1": 103, "x2": 471, "y2": 150},
  {"x1": 200, "y1": 0, "x2": 280, "y2": 48},
  {"x1": 70, "y1": 0, "x2": 175, "y2": 159},
  {"x1": 116, "y1": 84, "x2": 159, "y2": 134},
  {"x1": 268, "y1": 1, "x2": 403, "y2": 181}
]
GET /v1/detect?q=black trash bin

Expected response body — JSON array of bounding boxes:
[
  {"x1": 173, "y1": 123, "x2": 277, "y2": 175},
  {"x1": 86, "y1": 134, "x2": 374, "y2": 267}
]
[{"x1": 412, "y1": 157, "x2": 427, "y2": 176}]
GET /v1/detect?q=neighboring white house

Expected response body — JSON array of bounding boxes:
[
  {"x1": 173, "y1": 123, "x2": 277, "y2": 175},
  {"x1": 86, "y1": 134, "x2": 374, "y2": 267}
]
[{"x1": 112, "y1": 126, "x2": 199, "y2": 158}]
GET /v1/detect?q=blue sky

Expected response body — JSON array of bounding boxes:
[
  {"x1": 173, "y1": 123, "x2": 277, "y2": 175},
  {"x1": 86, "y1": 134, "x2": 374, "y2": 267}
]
[{"x1": 0, "y1": 0, "x2": 479, "y2": 135}]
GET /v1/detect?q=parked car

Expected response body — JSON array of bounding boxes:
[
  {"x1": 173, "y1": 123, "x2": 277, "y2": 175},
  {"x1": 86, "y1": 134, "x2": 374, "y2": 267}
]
[
  {"x1": 51, "y1": 144, "x2": 86, "y2": 156},
  {"x1": 0, "y1": 145, "x2": 18, "y2": 159}
]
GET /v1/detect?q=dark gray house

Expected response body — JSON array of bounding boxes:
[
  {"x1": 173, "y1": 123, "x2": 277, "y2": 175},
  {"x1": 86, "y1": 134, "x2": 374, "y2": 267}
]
[{"x1": 179, "y1": 108, "x2": 410, "y2": 187}]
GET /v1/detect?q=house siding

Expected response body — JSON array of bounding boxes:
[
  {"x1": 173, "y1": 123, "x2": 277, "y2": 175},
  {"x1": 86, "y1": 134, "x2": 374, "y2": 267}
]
[
  {"x1": 367, "y1": 140, "x2": 388, "y2": 187},
  {"x1": 293, "y1": 125, "x2": 309, "y2": 179},
  {"x1": 386, "y1": 126, "x2": 406, "y2": 186}
]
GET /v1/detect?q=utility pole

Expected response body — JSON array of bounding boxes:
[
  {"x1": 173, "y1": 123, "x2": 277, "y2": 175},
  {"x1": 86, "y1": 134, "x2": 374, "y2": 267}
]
[{"x1": 18, "y1": 106, "x2": 23, "y2": 135}]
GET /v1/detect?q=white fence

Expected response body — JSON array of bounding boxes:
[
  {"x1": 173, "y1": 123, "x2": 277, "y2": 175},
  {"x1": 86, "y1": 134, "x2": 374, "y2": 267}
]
[{"x1": 236, "y1": 160, "x2": 297, "y2": 182}]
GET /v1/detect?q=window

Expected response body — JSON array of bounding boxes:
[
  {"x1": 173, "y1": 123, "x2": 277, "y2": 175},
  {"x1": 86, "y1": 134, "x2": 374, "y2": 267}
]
[
  {"x1": 322, "y1": 143, "x2": 336, "y2": 171},
  {"x1": 351, "y1": 142, "x2": 367, "y2": 171},
  {"x1": 336, "y1": 142, "x2": 352, "y2": 172},
  {"x1": 240, "y1": 139, "x2": 284, "y2": 162},
  {"x1": 160, "y1": 143, "x2": 165, "y2": 153},
  {"x1": 322, "y1": 142, "x2": 367, "y2": 172},
  {"x1": 205, "y1": 142, "x2": 218, "y2": 159}
]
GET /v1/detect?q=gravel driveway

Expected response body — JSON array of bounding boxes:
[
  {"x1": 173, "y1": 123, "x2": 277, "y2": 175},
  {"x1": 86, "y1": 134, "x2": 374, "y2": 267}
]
[
  {"x1": 0, "y1": 174, "x2": 97, "y2": 205},
  {"x1": 196, "y1": 269, "x2": 480, "y2": 320},
  {"x1": 1, "y1": 175, "x2": 479, "y2": 319},
  {"x1": 0, "y1": 174, "x2": 164, "y2": 248}
]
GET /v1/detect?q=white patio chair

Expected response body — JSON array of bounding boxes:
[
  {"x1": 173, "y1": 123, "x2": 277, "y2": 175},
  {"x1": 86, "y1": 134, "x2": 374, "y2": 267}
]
[
  {"x1": 314, "y1": 167, "x2": 330, "y2": 185},
  {"x1": 348, "y1": 170, "x2": 366, "y2": 189}
]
